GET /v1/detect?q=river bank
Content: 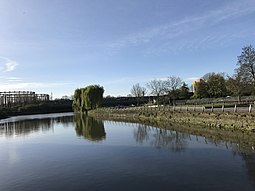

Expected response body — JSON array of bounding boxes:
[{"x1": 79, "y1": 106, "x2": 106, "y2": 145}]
[
  {"x1": 0, "y1": 101, "x2": 73, "y2": 120},
  {"x1": 90, "y1": 108, "x2": 255, "y2": 131},
  {"x1": 89, "y1": 108, "x2": 255, "y2": 153}
]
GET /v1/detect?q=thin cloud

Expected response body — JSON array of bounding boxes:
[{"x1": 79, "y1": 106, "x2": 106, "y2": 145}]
[
  {"x1": 0, "y1": 56, "x2": 19, "y2": 72},
  {"x1": 0, "y1": 82, "x2": 72, "y2": 91},
  {"x1": 6, "y1": 77, "x2": 22, "y2": 82},
  {"x1": 106, "y1": 0, "x2": 255, "y2": 53},
  {"x1": 185, "y1": 77, "x2": 202, "y2": 82}
]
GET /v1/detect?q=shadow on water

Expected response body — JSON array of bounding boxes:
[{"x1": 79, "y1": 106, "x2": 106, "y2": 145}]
[
  {"x1": 0, "y1": 114, "x2": 74, "y2": 137},
  {"x1": 74, "y1": 114, "x2": 106, "y2": 141}
]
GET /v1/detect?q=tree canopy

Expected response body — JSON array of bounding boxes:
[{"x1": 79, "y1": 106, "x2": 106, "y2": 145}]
[
  {"x1": 237, "y1": 45, "x2": 255, "y2": 86},
  {"x1": 73, "y1": 85, "x2": 104, "y2": 112},
  {"x1": 194, "y1": 73, "x2": 228, "y2": 98}
]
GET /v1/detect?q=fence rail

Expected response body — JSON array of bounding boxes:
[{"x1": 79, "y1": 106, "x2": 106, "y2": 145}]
[{"x1": 101, "y1": 104, "x2": 255, "y2": 113}]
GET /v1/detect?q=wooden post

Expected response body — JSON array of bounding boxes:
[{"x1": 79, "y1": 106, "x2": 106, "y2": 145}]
[
  {"x1": 234, "y1": 104, "x2": 237, "y2": 112},
  {"x1": 222, "y1": 104, "x2": 224, "y2": 112},
  {"x1": 211, "y1": 105, "x2": 214, "y2": 112},
  {"x1": 249, "y1": 104, "x2": 252, "y2": 113},
  {"x1": 202, "y1": 106, "x2": 205, "y2": 112}
]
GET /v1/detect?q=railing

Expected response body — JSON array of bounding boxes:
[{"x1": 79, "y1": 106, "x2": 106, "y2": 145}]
[{"x1": 100, "y1": 104, "x2": 255, "y2": 113}]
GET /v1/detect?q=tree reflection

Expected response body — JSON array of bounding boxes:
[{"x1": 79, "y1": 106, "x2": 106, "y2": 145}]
[
  {"x1": 231, "y1": 146, "x2": 255, "y2": 189},
  {"x1": 153, "y1": 129, "x2": 187, "y2": 152},
  {"x1": 133, "y1": 124, "x2": 188, "y2": 151},
  {"x1": 134, "y1": 124, "x2": 149, "y2": 144},
  {"x1": 0, "y1": 115, "x2": 73, "y2": 137},
  {"x1": 74, "y1": 114, "x2": 106, "y2": 141}
]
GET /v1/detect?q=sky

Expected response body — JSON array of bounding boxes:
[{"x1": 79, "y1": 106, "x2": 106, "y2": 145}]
[{"x1": 0, "y1": 0, "x2": 254, "y2": 98}]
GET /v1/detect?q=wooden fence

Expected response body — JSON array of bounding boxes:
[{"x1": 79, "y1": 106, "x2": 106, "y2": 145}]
[{"x1": 101, "y1": 104, "x2": 255, "y2": 113}]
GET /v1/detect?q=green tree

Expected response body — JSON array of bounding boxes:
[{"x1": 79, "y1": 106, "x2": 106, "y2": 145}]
[
  {"x1": 178, "y1": 83, "x2": 191, "y2": 99},
  {"x1": 72, "y1": 85, "x2": 104, "y2": 112},
  {"x1": 72, "y1": 88, "x2": 82, "y2": 112},
  {"x1": 207, "y1": 73, "x2": 227, "y2": 98},
  {"x1": 193, "y1": 80, "x2": 209, "y2": 98}
]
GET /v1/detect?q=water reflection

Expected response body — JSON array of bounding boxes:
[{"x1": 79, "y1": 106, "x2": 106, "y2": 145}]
[
  {"x1": 0, "y1": 114, "x2": 73, "y2": 137},
  {"x1": 74, "y1": 114, "x2": 106, "y2": 141},
  {"x1": 1, "y1": 114, "x2": 255, "y2": 190},
  {"x1": 134, "y1": 123, "x2": 188, "y2": 152},
  {"x1": 240, "y1": 154, "x2": 255, "y2": 188}
]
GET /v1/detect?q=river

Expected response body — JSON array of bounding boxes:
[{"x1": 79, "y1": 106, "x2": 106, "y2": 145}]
[{"x1": 0, "y1": 112, "x2": 255, "y2": 191}]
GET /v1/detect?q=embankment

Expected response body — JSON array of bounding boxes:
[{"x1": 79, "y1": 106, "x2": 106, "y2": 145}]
[
  {"x1": 90, "y1": 108, "x2": 255, "y2": 131},
  {"x1": 89, "y1": 108, "x2": 255, "y2": 152}
]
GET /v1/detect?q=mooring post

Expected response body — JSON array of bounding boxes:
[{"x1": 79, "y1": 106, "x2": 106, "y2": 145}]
[{"x1": 249, "y1": 104, "x2": 252, "y2": 113}]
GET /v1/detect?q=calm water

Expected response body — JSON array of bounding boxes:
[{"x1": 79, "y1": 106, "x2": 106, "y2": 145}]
[{"x1": 0, "y1": 113, "x2": 255, "y2": 191}]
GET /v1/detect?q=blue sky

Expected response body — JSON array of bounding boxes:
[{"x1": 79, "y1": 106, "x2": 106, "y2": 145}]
[{"x1": 0, "y1": 0, "x2": 254, "y2": 98}]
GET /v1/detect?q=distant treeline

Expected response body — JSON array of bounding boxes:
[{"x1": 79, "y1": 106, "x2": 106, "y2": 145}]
[
  {"x1": 128, "y1": 45, "x2": 255, "y2": 103},
  {"x1": 0, "y1": 100, "x2": 72, "y2": 118}
]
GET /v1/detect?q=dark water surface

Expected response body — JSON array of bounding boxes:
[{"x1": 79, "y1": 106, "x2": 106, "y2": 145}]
[{"x1": 1, "y1": 113, "x2": 255, "y2": 191}]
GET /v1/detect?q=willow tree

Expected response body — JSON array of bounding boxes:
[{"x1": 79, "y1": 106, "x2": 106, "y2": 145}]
[
  {"x1": 72, "y1": 88, "x2": 82, "y2": 112},
  {"x1": 73, "y1": 85, "x2": 104, "y2": 112}
]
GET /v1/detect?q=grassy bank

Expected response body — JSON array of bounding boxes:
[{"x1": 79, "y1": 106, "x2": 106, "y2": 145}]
[{"x1": 90, "y1": 108, "x2": 255, "y2": 131}]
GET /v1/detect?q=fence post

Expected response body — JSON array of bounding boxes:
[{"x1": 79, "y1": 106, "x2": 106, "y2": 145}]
[
  {"x1": 211, "y1": 104, "x2": 214, "y2": 112},
  {"x1": 234, "y1": 104, "x2": 237, "y2": 112},
  {"x1": 202, "y1": 105, "x2": 205, "y2": 112},
  {"x1": 222, "y1": 104, "x2": 224, "y2": 112},
  {"x1": 249, "y1": 104, "x2": 252, "y2": 113}
]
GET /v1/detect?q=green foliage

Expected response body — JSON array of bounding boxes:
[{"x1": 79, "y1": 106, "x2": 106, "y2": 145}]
[
  {"x1": 178, "y1": 83, "x2": 191, "y2": 99},
  {"x1": 207, "y1": 74, "x2": 227, "y2": 98},
  {"x1": 72, "y1": 88, "x2": 82, "y2": 112},
  {"x1": 193, "y1": 81, "x2": 209, "y2": 98},
  {"x1": 194, "y1": 74, "x2": 228, "y2": 98},
  {"x1": 72, "y1": 85, "x2": 104, "y2": 112}
]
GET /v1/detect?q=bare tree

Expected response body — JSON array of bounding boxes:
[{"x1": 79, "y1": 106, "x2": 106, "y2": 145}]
[
  {"x1": 164, "y1": 76, "x2": 183, "y2": 93},
  {"x1": 130, "y1": 83, "x2": 147, "y2": 105},
  {"x1": 164, "y1": 76, "x2": 183, "y2": 105},
  {"x1": 130, "y1": 83, "x2": 146, "y2": 97},
  {"x1": 146, "y1": 79, "x2": 165, "y2": 105},
  {"x1": 237, "y1": 45, "x2": 255, "y2": 86}
]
